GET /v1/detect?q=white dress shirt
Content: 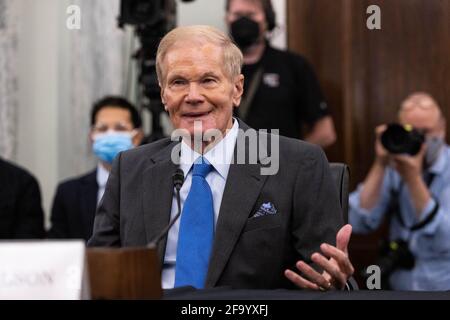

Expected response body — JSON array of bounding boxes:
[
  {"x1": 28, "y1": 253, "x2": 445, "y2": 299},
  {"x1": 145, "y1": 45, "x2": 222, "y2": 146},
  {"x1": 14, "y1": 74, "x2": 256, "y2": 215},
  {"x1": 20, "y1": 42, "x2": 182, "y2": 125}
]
[
  {"x1": 162, "y1": 119, "x2": 239, "y2": 289},
  {"x1": 96, "y1": 164, "x2": 110, "y2": 206}
]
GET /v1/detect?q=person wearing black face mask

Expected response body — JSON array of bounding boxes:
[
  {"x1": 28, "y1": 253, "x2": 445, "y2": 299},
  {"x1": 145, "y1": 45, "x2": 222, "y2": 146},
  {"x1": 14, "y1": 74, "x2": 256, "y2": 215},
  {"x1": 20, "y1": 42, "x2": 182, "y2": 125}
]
[
  {"x1": 230, "y1": 15, "x2": 261, "y2": 50},
  {"x1": 349, "y1": 92, "x2": 450, "y2": 291},
  {"x1": 226, "y1": 0, "x2": 336, "y2": 147}
]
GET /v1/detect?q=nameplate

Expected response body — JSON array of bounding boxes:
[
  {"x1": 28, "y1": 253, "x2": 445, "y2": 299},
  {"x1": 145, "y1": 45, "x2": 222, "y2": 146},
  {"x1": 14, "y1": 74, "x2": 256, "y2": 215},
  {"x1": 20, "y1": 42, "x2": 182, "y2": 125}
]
[{"x1": 0, "y1": 241, "x2": 88, "y2": 300}]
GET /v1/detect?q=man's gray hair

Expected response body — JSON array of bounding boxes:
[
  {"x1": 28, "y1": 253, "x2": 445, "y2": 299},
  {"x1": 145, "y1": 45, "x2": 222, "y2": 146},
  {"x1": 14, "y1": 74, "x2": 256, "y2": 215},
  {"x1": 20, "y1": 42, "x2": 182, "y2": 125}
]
[{"x1": 156, "y1": 25, "x2": 243, "y2": 84}]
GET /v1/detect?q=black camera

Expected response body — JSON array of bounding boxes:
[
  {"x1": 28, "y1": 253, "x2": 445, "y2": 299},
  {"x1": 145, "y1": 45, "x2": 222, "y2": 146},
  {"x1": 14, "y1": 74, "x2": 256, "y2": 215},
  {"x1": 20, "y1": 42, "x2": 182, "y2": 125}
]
[
  {"x1": 119, "y1": 0, "x2": 168, "y2": 27},
  {"x1": 381, "y1": 123, "x2": 425, "y2": 155},
  {"x1": 374, "y1": 239, "x2": 415, "y2": 288},
  {"x1": 118, "y1": 0, "x2": 196, "y2": 143},
  {"x1": 119, "y1": 0, "x2": 177, "y2": 101}
]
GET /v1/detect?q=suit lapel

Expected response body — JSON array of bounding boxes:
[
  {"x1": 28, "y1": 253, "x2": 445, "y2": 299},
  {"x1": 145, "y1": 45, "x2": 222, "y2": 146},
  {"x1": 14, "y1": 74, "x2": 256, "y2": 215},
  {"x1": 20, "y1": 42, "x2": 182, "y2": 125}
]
[
  {"x1": 205, "y1": 123, "x2": 269, "y2": 287},
  {"x1": 80, "y1": 170, "x2": 98, "y2": 240},
  {"x1": 142, "y1": 141, "x2": 179, "y2": 264}
]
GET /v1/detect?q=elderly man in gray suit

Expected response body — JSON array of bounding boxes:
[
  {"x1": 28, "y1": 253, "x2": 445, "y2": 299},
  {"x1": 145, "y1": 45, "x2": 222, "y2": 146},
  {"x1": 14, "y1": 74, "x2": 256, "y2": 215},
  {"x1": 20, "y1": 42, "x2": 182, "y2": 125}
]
[{"x1": 88, "y1": 25, "x2": 354, "y2": 291}]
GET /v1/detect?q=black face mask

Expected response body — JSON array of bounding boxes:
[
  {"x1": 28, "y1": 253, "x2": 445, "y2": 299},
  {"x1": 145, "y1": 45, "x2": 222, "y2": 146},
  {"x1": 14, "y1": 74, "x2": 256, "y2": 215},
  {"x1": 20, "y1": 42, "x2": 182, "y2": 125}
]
[{"x1": 230, "y1": 16, "x2": 260, "y2": 49}]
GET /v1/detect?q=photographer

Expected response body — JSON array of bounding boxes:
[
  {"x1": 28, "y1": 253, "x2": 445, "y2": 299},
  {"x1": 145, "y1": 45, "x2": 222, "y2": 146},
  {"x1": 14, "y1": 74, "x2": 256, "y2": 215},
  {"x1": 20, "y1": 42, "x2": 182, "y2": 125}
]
[{"x1": 349, "y1": 92, "x2": 450, "y2": 290}]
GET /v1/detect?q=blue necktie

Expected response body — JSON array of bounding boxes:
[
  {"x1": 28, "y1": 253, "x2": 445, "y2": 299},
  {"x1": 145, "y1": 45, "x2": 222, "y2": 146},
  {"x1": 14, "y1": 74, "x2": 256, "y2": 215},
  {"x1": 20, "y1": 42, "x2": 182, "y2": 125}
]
[{"x1": 175, "y1": 157, "x2": 214, "y2": 288}]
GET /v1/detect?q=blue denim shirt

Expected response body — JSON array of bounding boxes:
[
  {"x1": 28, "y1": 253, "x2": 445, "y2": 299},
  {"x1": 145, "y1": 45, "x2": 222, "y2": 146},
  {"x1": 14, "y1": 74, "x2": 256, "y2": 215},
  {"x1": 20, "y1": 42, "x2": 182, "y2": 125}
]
[{"x1": 349, "y1": 146, "x2": 450, "y2": 290}]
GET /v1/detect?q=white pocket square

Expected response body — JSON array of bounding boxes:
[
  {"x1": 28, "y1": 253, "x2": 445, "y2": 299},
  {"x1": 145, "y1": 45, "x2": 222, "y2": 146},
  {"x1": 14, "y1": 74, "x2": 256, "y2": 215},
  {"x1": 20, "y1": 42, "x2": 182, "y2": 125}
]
[{"x1": 252, "y1": 202, "x2": 277, "y2": 218}]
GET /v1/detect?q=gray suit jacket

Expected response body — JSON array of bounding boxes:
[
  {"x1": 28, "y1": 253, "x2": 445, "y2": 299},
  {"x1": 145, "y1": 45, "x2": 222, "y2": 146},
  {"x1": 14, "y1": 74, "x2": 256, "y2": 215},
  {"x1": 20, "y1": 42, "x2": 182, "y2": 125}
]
[{"x1": 88, "y1": 121, "x2": 343, "y2": 289}]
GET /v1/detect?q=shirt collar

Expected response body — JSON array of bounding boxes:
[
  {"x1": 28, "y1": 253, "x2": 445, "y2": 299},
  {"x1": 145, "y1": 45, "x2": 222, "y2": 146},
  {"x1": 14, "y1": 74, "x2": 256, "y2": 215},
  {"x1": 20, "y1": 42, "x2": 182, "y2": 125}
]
[
  {"x1": 179, "y1": 118, "x2": 239, "y2": 179},
  {"x1": 428, "y1": 145, "x2": 450, "y2": 175},
  {"x1": 96, "y1": 163, "x2": 110, "y2": 188}
]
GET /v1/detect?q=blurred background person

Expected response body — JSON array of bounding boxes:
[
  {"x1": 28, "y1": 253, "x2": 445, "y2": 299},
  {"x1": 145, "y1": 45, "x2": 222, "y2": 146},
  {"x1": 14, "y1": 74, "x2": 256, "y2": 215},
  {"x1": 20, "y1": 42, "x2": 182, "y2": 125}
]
[
  {"x1": 47, "y1": 96, "x2": 143, "y2": 241},
  {"x1": 349, "y1": 92, "x2": 450, "y2": 291},
  {"x1": 225, "y1": 0, "x2": 336, "y2": 147},
  {"x1": 0, "y1": 158, "x2": 45, "y2": 239}
]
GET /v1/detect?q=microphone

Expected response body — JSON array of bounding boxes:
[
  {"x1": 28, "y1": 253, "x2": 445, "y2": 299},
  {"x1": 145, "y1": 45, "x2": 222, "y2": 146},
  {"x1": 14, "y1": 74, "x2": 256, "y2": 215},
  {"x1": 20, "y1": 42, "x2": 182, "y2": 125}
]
[
  {"x1": 173, "y1": 168, "x2": 184, "y2": 191},
  {"x1": 148, "y1": 169, "x2": 185, "y2": 248}
]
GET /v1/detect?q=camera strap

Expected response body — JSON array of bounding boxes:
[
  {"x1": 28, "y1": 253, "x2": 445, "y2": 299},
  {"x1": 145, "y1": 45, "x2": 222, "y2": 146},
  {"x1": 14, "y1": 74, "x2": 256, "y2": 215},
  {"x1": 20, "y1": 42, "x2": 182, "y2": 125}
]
[
  {"x1": 239, "y1": 67, "x2": 264, "y2": 121},
  {"x1": 388, "y1": 172, "x2": 438, "y2": 232}
]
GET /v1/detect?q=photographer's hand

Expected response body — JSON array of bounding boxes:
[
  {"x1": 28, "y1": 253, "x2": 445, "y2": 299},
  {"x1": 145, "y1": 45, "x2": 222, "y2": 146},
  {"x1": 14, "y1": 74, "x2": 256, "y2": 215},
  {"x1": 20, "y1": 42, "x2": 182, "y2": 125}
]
[
  {"x1": 392, "y1": 145, "x2": 431, "y2": 217},
  {"x1": 360, "y1": 125, "x2": 390, "y2": 210},
  {"x1": 374, "y1": 125, "x2": 390, "y2": 165},
  {"x1": 391, "y1": 143, "x2": 424, "y2": 182}
]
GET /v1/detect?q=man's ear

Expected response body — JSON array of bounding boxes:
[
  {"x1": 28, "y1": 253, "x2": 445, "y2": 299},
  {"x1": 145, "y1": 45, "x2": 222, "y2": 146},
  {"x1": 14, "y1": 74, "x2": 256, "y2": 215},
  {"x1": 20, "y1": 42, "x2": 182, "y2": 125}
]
[
  {"x1": 88, "y1": 129, "x2": 95, "y2": 144},
  {"x1": 440, "y1": 118, "x2": 447, "y2": 138},
  {"x1": 133, "y1": 129, "x2": 145, "y2": 146},
  {"x1": 232, "y1": 74, "x2": 244, "y2": 108},
  {"x1": 224, "y1": 12, "x2": 232, "y2": 28},
  {"x1": 159, "y1": 82, "x2": 166, "y2": 105}
]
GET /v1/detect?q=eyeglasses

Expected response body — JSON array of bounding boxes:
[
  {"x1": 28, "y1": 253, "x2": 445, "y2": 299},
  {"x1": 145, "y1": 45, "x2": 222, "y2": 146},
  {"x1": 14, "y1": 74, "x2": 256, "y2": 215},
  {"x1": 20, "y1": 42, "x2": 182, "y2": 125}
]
[
  {"x1": 400, "y1": 98, "x2": 437, "y2": 111},
  {"x1": 92, "y1": 123, "x2": 133, "y2": 133}
]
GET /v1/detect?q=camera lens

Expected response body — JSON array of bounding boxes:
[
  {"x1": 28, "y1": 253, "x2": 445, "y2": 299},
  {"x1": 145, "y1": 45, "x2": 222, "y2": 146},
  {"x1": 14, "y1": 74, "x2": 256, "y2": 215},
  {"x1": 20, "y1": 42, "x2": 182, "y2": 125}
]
[{"x1": 381, "y1": 123, "x2": 425, "y2": 155}]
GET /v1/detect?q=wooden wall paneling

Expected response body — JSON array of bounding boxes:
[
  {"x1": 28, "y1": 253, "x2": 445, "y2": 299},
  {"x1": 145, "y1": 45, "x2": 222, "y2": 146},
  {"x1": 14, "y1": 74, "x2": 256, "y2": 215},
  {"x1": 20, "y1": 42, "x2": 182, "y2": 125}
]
[
  {"x1": 287, "y1": 0, "x2": 348, "y2": 164},
  {"x1": 287, "y1": 0, "x2": 450, "y2": 288}
]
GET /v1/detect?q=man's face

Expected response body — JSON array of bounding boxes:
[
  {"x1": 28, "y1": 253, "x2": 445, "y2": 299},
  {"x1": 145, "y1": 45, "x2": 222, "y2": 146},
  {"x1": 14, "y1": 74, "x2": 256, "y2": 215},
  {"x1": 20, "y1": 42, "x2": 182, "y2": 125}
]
[
  {"x1": 90, "y1": 107, "x2": 142, "y2": 146},
  {"x1": 226, "y1": 0, "x2": 267, "y2": 35},
  {"x1": 399, "y1": 97, "x2": 445, "y2": 139},
  {"x1": 160, "y1": 41, "x2": 244, "y2": 138}
]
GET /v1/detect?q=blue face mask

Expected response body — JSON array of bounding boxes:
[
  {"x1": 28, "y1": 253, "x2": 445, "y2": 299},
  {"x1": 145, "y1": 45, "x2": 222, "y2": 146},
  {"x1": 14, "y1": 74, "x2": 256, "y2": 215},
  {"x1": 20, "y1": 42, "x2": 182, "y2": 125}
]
[
  {"x1": 425, "y1": 136, "x2": 445, "y2": 168},
  {"x1": 92, "y1": 131, "x2": 135, "y2": 164}
]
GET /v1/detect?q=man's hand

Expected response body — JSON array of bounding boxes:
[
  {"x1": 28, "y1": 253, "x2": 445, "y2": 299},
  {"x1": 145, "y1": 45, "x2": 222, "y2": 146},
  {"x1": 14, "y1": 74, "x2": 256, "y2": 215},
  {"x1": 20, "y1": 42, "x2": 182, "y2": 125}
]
[
  {"x1": 375, "y1": 125, "x2": 389, "y2": 166},
  {"x1": 391, "y1": 144, "x2": 431, "y2": 216},
  {"x1": 391, "y1": 144, "x2": 425, "y2": 183},
  {"x1": 284, "y1": 224, "x2": 354, "y2": 291}
]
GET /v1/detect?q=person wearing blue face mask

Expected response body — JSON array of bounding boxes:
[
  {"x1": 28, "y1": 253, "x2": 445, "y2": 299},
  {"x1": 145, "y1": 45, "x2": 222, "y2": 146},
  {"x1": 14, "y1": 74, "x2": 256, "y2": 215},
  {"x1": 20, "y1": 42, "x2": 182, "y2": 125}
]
[
  {"x1": 349, "y1": 92, "x2": 450, "y2": 291},
  {"x1": 48, "y1": 96, "x2": 143, "y2": 241},
  {"x1": 92, "y1": 127, "x2": 137, "y2": 165},
  {"x1": 225, "y1": 0, "x2": 336, "y2": 147}
]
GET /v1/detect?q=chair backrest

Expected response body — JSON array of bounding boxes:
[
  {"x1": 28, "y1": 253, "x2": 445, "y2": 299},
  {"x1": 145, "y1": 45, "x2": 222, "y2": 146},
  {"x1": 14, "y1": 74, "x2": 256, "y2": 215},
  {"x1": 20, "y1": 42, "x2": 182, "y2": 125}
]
[
  {"x1": 329, "y1": 162, "x2": 350, "y2": 224},
  {"x1": 328, "y1": 163, "x2": 359, "y2": 290}
]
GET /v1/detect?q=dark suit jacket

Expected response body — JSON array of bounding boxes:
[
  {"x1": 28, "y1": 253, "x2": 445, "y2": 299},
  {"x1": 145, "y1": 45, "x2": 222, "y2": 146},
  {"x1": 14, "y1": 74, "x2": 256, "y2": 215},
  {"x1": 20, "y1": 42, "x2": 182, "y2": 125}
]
[
  {"x1": 48, "y1": 170, "x2": 98, "y2": 242},
  {"x1": 88, "y1": 121, "x2": 343, "y2": 289},
  {"x1": 0, "y1": 158, "x2": 45, "y2": 239}
]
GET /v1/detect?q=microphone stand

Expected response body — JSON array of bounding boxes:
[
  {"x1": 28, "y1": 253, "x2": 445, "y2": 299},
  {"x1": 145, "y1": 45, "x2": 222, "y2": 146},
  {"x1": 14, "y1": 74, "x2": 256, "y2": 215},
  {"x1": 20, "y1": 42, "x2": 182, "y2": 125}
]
[{"x1": 148, "y1": 169, "x2": 184, "y2": 248}]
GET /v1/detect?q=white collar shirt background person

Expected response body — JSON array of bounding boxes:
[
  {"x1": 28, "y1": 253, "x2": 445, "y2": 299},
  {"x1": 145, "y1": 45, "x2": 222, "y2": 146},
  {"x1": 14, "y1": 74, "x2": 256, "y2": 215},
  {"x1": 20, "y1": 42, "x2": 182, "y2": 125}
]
[{"x1": 96, "y1": 164, "x2": 110, "y2": 206}]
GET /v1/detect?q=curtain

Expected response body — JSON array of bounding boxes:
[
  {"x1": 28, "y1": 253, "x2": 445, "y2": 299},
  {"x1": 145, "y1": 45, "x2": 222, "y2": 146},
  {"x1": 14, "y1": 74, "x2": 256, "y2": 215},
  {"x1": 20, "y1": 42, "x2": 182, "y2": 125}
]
[
  {"x1": 0, "y1": 0, "x2": 19, "y2": 159},
  {"x1": 60, "y1": 0, "x2": 128, "y2": 176}
]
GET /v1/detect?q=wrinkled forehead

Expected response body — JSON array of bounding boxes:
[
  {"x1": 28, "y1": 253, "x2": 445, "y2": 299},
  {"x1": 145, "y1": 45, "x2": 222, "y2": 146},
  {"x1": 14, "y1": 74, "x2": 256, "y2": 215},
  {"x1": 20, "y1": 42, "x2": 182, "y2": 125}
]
[
  {"x1": 167, "y1": 40, "x2": 223, "y2": 59},
  {"x1": 95, "y1": 107, "x2": 132, "y2": 122},
  {"x1": 399, "y1": 103, "x2": 442, "y2": 130},
  {"x1": 401, "y1": 94, "x2": 438, "y2": 110},
  {"x1": 162, "y1": 40, "x2": 227, "y2": 76},
  {"x1": 228, "y1": 0, "x2": 264, "y2": 11}
]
